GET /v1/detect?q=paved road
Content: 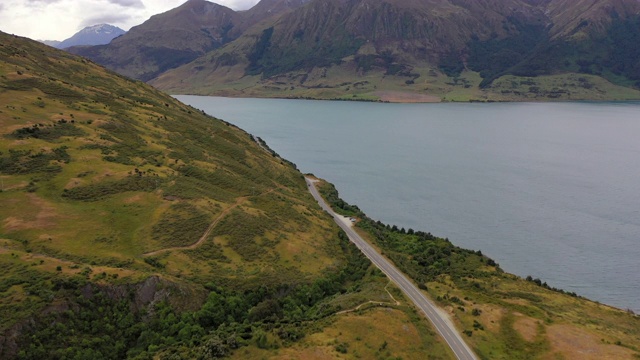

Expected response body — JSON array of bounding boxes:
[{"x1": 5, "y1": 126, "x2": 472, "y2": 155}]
[{"x1": 305, "y1": 177, "x2": 478, "y2": 360}]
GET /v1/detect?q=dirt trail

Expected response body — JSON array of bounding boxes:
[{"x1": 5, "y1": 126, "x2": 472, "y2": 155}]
[
  {"x1": 336, "y1": 282, "x2": 402, "y2": 315},
  {"x1": 143, "y1": 188, "x2": 275, "y2": 257}
]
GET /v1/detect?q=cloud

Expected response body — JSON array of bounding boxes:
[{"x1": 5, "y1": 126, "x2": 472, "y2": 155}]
[
  {"x1": 108, "y1": 0, "x2": 145, "y2": 9},
  {"x1": 224, "y1": 0, "x2": 260, "y2": 10},
  {"x1": 26, "y1": 0, "x2": 63, "y2": 5},
  {"x1": 80, "y1": 14, "x2": 133, "y2": 28},
  {"x1": 0, "y1": 0, "x2": 262, "y2": 41}
]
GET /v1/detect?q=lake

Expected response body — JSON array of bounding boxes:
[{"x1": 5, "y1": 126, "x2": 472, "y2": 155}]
[{"x1": 177, "y1": 95, "x2": 640, "y2": 313}]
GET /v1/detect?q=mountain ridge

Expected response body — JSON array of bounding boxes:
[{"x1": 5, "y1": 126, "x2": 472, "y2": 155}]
[
  {"x1": 68, "y1": 0, "x2": 309, "y2": 81},
  {"x1": 68, "y1": 0, "x2": 640, "y2": 101},
  {"x1": 40, "y1": 24, "x2": 125, "y2": 49},
  {"x1": 145, "y1": 0, "x2": 640, "y2": 101}
]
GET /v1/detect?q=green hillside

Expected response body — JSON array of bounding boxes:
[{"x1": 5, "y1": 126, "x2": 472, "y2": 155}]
[{"x1": 0, "y1": 32, "x2": 457, "y2": 359}]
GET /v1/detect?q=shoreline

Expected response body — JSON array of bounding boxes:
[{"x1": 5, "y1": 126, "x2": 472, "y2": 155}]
[
  {"x1": 176, "y1": 95, "x2": 640, "y2": 315},
  {"x1": 308, "y1": 175, "x2": 638, "y2": 315},
  {"x1": 173, "y1": 92, "x2": 640, "y2": 104}
]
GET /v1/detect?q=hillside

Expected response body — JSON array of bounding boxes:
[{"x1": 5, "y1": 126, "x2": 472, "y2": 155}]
[
  {"x1": 0, "y1": 32, "x2": 459, "y2": 359},
  {"x1": 147, "y1": 0, "x2": 640, "y2": 101},
  {"x1": 67, "y1": 0, "x2": 241, "y2": 81},
  {"x1": 68, "y1": 0, "x2": 308, "y2": 82}
]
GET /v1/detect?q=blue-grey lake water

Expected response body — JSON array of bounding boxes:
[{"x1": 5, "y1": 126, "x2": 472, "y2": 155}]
[{"x1": 177, "y1": 95, "x2": 640, "y2": 313}]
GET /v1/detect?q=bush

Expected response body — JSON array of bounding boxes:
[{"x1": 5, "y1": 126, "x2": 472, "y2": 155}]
[{"x1": 335, "y1": 342, "x2": 349, "y2": 354}]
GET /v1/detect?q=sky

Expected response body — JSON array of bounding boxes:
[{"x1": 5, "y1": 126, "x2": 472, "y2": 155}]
[{"x1": 0, "y1": 0, "x2": 261, "y2": 41}]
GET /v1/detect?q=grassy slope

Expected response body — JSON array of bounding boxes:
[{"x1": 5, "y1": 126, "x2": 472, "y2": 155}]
[
  {"x1": 151, "y1": 51, "x2": 640, "y2": 102},
  {"x1": 0, "y1": 32, "x2": 456, "y2": 359},
  {"x1": 317, "y1": 180, "x2": 640, "y2": 360},
  {"x1": 0, "y1": 31, "x2": 337, "y2": 288}
]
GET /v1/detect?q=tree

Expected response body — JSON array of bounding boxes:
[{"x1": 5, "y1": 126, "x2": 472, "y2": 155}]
[{"x1": 199, "y1": 336, "x2": 228, "y2": 359}]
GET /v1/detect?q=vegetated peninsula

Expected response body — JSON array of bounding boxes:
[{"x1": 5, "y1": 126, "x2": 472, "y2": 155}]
[
  {"x1": 70, "y1": 0, "x2": 640, "y2": 102},
  {"x1": 1, "y1": 32, "x2": 639, "y2": 359}
]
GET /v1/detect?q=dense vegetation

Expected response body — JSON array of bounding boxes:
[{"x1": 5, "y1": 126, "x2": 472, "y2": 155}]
[
  {"x1": 318, "y1": 183, "x2": 498, "y2": 285},
  {"x1": 466, "y1": 18, "x2": 550, "y2": 87},
  {"x1": 595, "y1": 15, "x2": 640, "y2": 86},
  {"x1": 245, "y1": 25, "x2": 364, "y2": 78},
  {"x1": 11, "y1": 229, "x2": 372, "y2": 360},
  {"x1": 463, "y1": 15, "x2": 640, "y2": 89}
]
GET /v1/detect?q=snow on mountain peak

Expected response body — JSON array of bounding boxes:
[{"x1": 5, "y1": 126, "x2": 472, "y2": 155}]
[{"x1": 52, "y1": 24, "x2": 126, "y2": 49}]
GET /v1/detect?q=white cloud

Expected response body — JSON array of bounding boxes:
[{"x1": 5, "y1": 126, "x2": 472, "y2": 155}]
[
  {"x1": 80, "y1": 14, "x2": 134, "y2": 28},
  {"x1": 224, "y1": 0, "x2": 260, "y2": 9},
  {"x1": 26, "y1": 0, "x2": 64, "y2": 5},
  {"x1": 108, "y1": 0, "x2": 145, "y2": 9},
  {"x1": 0, "y1": 0, "x2": 260, "y2": 41}
]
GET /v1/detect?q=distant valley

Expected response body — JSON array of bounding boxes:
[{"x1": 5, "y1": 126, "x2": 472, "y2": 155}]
[{"x1": 68, "y1": 0, "x2": 640, "y2": 102}]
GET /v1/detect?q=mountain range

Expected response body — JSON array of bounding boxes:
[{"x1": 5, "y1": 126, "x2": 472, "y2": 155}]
[
  {"x1": 40, "y1": 24, "x2": 125, "y2": 49},
  {"x1": 69, "y1": 0, "x2": 640, "y2": 101},
  {"x1": 68, "y1": 0, "x2": 305, "y2": 82}
]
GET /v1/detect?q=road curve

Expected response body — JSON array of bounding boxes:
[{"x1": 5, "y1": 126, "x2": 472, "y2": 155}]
[{"x1": 305, "y1": 177, "x2": 478, "y2": 360}]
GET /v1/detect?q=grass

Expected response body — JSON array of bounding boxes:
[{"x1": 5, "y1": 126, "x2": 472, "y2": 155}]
[
  {"x1": 0, "y1": 32, "x2": 358, "y2": 337},
  {"x1": 151, "y1": 202, "x2": 212, "y2": 248},
  {"x1": 0, "y1": 31, "x2": 336, "y2": 276},
  {"x1": 152, "y1": 48, "x2": 640, "y2": 102},
  {"x1": 227, "y1": 270, "x2": 453, "y2": 360}
]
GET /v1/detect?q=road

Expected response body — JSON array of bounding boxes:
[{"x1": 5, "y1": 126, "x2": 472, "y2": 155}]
[{"x1": 305, "y1": 177, "x2": 478, "y2": 360}]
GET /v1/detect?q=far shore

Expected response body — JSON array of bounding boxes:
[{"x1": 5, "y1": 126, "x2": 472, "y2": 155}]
[
  {"x1": 173, "y1": 92, "x2": 640, "y2": 104},
  {"x1": 372, "y1": 91, "x2": 442, "y2": 103}
]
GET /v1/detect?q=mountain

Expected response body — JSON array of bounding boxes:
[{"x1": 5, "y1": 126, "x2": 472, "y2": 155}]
[
  {"x1": 39, "y1": 40, "x2": 61, "y2": 48},
  {"x1": 146, "y1": 0, "x2": 640, "y2": 101},
  {"x1": 68, "y1": 0, "x2": 240, "y2": 81},
  {"x1": 68, "y1": 0, "x2": 308, "y2": 81},
  {"x1": 56, "y1": 24, "x2": 126, "y2": 49},
  {"x1": 239, "y1": 0, "x2": 312, "y2": 25},
  {"x1": 40, "y1": 24, "x2": 125, "y2": 49},
  {"x1": 2, "y1": 31, "x2": 640, "y2": 359}
]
